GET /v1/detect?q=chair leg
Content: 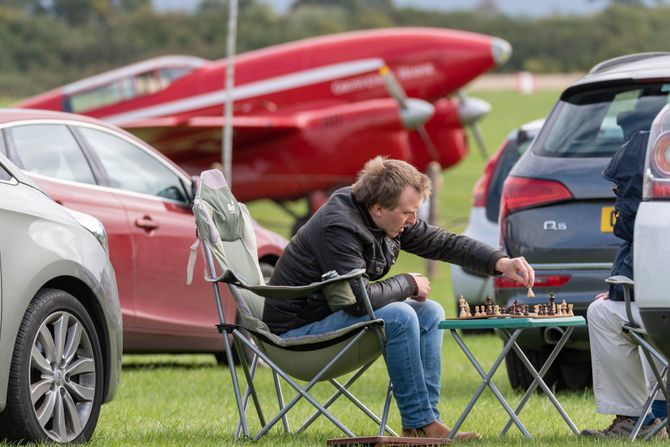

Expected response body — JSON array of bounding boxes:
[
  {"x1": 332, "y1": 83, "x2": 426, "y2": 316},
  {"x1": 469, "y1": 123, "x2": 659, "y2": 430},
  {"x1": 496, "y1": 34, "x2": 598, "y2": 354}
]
[
  {"x1": 272, "y1": 370, "x2": 290, "y2": 433},
  {"x1": 295, "y1": 363, "x2": 371, "y2": 433},
  {"x1": 233, "y1": 332, "x2": 266, "y2": 428},
  {"x1": 379, "y1": 382, "x2": 394, "y2": 436},
  {"x1": 235, "y1": 354, "x2": 261, "y2": 438},
  {"x1": 222, "y1": 331, "x2": 249, "y2": 438},
  {"x1": 235, "y1": 332, "x2": 364, "y2": 440}
]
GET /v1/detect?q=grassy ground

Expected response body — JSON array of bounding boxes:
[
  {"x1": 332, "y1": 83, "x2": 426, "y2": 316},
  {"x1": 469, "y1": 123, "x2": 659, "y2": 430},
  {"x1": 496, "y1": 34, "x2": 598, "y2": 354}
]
[{"x1": 10, "y1": 89, "x2": 656, "y2": 446}]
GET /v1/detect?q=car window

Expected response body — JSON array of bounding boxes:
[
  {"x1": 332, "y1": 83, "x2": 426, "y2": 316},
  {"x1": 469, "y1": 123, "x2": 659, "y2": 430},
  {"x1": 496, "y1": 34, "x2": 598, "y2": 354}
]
[
  {"x1": 9, "y1": 124, "x2": 96, "y2": 184},
  {"x1": 535, "y1": 84, "x2": 670, "y2": 157},
  {"x1": 77, "y1": 127, "x2": 188, "y2": 203}
]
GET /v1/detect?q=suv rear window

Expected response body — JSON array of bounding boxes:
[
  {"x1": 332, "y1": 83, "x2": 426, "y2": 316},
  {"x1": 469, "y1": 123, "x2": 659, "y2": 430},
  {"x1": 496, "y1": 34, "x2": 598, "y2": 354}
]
[{"x1": 534, "y1": 83, "x2": 670, "y2": 157}]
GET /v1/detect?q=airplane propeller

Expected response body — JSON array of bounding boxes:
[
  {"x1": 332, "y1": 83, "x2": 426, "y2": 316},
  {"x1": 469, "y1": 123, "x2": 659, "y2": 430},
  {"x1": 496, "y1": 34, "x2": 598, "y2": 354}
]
[
  {"x1": 457, "y1": 91, "x2": 491, "y2": 159},
  {"x1": 379, "y1": 66, "x2": 440, "y2": 160}
]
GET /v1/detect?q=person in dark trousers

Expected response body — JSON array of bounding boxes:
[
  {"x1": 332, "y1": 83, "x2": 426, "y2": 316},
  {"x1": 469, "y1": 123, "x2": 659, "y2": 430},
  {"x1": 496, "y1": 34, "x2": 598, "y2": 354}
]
[
  {"x1": 581, "y1": 130, "x2": 668, "y2": 439},
  {"x1": 263, "y1": 156, "x2": 535, "y2": 441}
]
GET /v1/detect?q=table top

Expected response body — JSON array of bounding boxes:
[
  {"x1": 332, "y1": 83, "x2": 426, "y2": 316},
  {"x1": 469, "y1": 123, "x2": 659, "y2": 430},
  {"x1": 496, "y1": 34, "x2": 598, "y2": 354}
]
[{"x1": 438, "y1": 316, "x2": 586, "y2": 330}]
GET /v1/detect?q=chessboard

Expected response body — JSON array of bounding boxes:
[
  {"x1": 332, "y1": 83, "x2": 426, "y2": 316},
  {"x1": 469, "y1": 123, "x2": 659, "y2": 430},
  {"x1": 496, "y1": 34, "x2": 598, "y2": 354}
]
[{"x1": 448, "y1": 293, "x2": 575, "y2": 320}]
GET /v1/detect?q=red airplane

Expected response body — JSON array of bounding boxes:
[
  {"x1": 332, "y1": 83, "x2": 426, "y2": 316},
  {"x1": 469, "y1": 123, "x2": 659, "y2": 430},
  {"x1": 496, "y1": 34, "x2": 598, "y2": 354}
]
[{"x1": 17, "y1": 27, "x2": 510, "y2": 220}]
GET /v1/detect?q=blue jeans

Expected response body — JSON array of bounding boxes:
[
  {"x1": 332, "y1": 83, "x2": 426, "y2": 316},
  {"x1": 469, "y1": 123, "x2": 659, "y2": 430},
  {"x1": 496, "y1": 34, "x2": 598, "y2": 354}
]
[{"x1": 280, "y1": 299, "x2": 445, "y2": 429}]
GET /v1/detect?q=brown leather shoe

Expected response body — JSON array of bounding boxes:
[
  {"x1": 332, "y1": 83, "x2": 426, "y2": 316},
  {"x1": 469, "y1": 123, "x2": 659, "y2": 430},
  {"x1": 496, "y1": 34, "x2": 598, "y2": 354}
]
[{"x1": 402, "y1": 420, "x2": 481, "y2": 442}]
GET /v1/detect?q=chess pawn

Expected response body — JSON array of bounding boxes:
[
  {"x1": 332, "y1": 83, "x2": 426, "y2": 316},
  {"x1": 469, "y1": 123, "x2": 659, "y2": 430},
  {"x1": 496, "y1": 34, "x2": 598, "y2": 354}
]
[
  {"x1": 494, "y1": 304, "x2": 501, "y2": 316},
  {"x1": 459, "y1": 305, "x2": 467, "y2": 319},
  {"x1": 568, "y1": 303, "x2": 574, "y2": 317},
  {"x1": 534, "y1": 304, "x2": 540, "y2": 315},
  {"x1": 523, "y1": 305, "x2": 529, "y2": 316},
  {"x1": 466, "y1": 307, "x2": 472, "y2": 318},
  {"x1": 474, "y1": 306, "x2": 481, "y2": 317}
]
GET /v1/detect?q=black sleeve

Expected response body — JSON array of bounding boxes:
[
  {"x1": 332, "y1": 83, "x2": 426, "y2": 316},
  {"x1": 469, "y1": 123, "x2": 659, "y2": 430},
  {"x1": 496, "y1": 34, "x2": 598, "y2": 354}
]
[
  {"x1": 314, "y1": 225, "x2": 415, "y2": 316},
  {"x1": 399, "y1": 219, "x2": 506, "y2": 275}
]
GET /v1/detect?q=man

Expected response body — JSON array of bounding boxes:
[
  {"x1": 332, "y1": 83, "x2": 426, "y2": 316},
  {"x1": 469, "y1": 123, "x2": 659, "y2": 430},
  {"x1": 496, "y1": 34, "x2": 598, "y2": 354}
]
[
  {"x1": 582, "y1": 131, "x2": 667, "y2": 439},
  {"x1": 263, "y1": 157, "x2": 534, "y2": 441}
]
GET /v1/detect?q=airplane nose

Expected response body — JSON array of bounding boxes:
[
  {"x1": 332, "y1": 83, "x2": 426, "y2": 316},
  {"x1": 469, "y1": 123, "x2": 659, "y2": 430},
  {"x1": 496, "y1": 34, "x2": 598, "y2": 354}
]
[
  {"x1": 458, "y1": 96, "x2": 491, "y2": 126},
  {"x1": 491, "y1": 37, "x2": 512, "y2": 66},
  {"x1": 400, "y1": 98, "x2": 435, "y2": 129}
]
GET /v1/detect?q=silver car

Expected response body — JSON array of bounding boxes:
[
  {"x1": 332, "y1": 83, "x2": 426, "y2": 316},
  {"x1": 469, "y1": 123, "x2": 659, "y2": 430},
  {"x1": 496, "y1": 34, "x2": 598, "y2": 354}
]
[
  {"x1": 0, "y1": 153, "x2": 121, "y2": 443},
  {"x1": 451, "y1": 119, "x2": 544, "y2": 307},
  {"x1": 635, "y1": 103, "x2": 670, "y2": 359}
]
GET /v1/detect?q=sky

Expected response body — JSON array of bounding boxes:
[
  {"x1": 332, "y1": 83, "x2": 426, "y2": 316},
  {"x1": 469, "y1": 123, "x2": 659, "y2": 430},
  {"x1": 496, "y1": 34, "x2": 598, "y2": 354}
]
[{"x1": 153, "y1": 0, "x2": 666, "y2": 17}]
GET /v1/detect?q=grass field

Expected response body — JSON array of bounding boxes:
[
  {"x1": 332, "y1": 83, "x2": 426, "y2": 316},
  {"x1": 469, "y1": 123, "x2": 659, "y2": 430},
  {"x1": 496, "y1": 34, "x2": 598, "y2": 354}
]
[{"x1": 9, "y1": 89, "x2": 661, "y2": 446}]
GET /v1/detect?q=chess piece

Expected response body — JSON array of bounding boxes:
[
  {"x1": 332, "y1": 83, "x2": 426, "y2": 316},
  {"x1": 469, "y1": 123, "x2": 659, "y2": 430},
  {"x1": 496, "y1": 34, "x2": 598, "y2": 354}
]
[
  {"x1": 549, "y1": 292, "x2": 556, "y2": 314},
  {"x1": 527, "y1": 286, "x2": 535, "y2": 299},
  {"x1": 568, "y1": 303, "x2": 574, "y2": 317},
  {"x1": 494, "y1": 304, "x2": 501, "y2": 316},
  {"x1": 523, "y1": 305, "x2": 529, "y2": 317},
  {"x1": 474, "y1": 306, "x2": 481, "y2": 317},
  {"x1": 534, "y1": 304, "x2": 540, "y2": 315},
  {"x1": 561, "y1": 300, "x2": 567, "y2": 316},
  {"x1": 459, "y1": 305, "x2": 466, "y2": 319}
]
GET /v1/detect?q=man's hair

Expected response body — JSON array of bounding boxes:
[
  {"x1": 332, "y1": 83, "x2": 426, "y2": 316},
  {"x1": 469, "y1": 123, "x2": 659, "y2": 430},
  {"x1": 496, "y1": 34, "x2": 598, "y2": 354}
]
[{"x1": 352, "y1": 156, "x2": 431, "y2": 209}]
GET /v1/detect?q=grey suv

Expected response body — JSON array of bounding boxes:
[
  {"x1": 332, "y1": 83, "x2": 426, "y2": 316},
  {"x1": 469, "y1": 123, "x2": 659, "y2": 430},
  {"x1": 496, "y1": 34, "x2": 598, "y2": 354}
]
[
  {"x1": 0, "y1": 153, "x2": 121, "y2": 443},
  {"x1": 497, "y1": 53, "x2": 670, "y2": 390}
]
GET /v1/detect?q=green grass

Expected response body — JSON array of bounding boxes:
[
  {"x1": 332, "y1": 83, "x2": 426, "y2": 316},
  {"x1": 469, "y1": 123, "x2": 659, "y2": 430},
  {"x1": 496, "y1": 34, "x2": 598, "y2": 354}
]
[{"x1": 8, "y1": 89, "x2": 653, "y2": 446}]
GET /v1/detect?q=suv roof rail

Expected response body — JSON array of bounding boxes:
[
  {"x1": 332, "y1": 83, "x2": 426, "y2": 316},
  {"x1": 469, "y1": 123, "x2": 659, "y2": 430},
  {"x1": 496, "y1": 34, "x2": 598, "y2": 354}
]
[{"x1": 588, "y1": 52, "x2": 670, "y2": 75}]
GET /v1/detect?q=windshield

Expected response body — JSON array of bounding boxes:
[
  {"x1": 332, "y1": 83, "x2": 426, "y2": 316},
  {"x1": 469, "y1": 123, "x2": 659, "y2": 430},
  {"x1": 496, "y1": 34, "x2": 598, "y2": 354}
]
[{"x1": 534, "y1": 83, "x2": 670, "y2": 157}]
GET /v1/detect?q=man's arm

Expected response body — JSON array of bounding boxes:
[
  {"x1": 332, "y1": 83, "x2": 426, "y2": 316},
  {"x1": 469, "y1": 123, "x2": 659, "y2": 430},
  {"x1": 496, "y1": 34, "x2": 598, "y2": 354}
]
[
  {"x1": 400, "y1": 220, "x2": 505, "y2": 275},
  {"x1": 315, "y1": 225, "x2": 415, "y2": 315}
]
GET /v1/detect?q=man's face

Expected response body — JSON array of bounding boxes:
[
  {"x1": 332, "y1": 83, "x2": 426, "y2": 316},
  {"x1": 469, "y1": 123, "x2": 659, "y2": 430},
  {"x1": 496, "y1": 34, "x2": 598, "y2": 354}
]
[{"x1": 370, "y1": 186, "x2": 423, "y2": 238}]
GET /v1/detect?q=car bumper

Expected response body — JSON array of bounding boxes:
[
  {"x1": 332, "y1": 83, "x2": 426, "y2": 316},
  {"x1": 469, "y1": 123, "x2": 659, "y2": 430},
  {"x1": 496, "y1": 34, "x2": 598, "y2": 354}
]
[{"x1": 635, "y1": 201, "x2": 670, "y2": 359}]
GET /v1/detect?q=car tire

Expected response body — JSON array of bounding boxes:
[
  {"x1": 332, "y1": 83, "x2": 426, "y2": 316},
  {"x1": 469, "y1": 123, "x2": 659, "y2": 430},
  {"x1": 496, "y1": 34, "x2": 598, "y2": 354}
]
[
  {"x1": 504, "y1": 349, "x2": 561, "y2": 391},
  {"x1": 0, "y1": 288, "x2": 104, "y2": 443},
  {"x1": 214, "y1": 262, "x2": 275, "y2": 366},
  {"x1": 557, "y1": 358, "x2": 592, "y2": 390}
]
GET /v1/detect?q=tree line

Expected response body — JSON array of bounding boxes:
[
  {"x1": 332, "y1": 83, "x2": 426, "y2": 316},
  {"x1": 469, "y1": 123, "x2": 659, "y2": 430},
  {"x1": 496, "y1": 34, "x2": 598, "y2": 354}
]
[{"x1": 2, "y1": 0, "x2": 670, "y2": 97}]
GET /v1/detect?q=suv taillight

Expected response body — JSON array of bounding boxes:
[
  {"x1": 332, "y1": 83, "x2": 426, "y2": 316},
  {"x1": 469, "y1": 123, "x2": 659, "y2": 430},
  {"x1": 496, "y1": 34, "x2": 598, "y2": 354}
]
[
  {"x1": 643, "y1": 130, "x2": 670, "y2": 199},
  {"x1": 500, "y1": 176, "x2": 573, "y2": 221},
  {"x1": 499, "y1": 177, "x2": 573, "y2": 248},
  {"x1": 494, "y1": 274, "x2": 571, "y2": 290}
]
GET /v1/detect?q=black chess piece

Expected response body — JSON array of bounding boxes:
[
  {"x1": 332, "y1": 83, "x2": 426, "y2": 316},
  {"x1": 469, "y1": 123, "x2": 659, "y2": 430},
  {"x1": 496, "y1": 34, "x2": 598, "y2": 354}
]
[{"x1": 523, "y1": 305, "x2": 529, "y2": 317}]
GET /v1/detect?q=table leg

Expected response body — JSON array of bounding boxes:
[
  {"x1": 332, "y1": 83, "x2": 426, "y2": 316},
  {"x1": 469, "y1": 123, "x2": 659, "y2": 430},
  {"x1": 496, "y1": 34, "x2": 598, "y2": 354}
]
[
  {"x1": 500, "y1": 327, "x2": 580, "y2": 435},
  {"x1": 448, "y1": 329, "x2": 532, "y2": 440}
]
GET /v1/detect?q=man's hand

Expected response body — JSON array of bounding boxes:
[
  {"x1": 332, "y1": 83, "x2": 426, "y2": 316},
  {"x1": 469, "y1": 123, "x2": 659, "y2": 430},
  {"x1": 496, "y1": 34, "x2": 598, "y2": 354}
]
[
  {"x1": 410, "y1": 273, "x2": 431, "y2": 301},
  {"x1": 495, "y1": 256, "x2": 535, "y2": 288},
  {"x1": 595, "y1": 291, "x2": 609, "y2": 301}
]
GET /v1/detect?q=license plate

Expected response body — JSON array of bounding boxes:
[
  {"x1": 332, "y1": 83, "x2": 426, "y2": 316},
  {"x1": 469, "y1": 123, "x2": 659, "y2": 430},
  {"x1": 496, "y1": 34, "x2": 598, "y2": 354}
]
[{"x1": 601, "y1": 206, "x2": 617, "y2": 232}]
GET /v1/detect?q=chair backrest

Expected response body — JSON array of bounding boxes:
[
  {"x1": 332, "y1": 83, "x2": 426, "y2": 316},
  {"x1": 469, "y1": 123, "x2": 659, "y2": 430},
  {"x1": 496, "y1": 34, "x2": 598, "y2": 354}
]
[{"x1": 192, "y1": 169, "x2": 268, "y2": 329}]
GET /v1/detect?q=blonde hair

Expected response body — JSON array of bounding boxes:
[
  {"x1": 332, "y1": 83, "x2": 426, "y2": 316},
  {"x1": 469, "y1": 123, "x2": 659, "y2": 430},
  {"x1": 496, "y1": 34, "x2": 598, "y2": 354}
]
[{"x1": 352, "y1": 156, "x2": 431, "y2": 209}]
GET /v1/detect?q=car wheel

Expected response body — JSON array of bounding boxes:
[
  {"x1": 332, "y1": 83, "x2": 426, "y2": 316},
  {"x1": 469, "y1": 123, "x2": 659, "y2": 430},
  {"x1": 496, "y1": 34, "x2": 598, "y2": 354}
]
[
  {"x1": 558, "y1": 358, "x2": 592, "y2": 390},
  {"x1": 0, "y1": 288, "x2": 104, "y2": 443},
  {"x1": 504, "y1": 349, "x2": 561, "y2": 391},
  {"x1": 214, "y1": 262, "x2": 275, "y2": 366}
]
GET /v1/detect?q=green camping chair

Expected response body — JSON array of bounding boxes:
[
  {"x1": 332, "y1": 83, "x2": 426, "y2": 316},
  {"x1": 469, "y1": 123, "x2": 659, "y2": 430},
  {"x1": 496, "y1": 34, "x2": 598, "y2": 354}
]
[
  {"x1": 190, "y1": 169, "x2": 395, "y2": 440},
  {"x1": 606, "y1": 276, "x2": 668, "y2": 441}
]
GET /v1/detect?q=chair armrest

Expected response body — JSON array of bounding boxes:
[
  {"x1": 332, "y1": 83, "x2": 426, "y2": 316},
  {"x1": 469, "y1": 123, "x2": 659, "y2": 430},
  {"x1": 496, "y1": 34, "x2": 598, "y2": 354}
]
[
  {"x1": 606, "y1": 275, "x2": 634, "y2": 286},
  {"x1": 208, "y1": 268, "x2": 366, "y2": 300},
  {"x1": 606, "y1": 275, "x2": 636, "y2": 327}
]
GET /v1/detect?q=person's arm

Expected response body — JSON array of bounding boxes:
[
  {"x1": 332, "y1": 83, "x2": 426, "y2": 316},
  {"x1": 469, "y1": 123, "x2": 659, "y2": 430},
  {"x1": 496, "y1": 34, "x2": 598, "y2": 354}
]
[
  {"x1": 315, "y1": 225, "x2": 415, "y2": 315},
  {"x1": 400, "y1": 220, "x2": 505, "y2": 275}
]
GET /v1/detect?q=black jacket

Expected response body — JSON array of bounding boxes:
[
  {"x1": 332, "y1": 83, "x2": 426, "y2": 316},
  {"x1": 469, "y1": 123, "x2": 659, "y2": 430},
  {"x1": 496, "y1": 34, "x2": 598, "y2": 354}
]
[
  {"x1": 263, "y1": 187, "x2": 506, "y2": 334},
  {"x1": 602, "y1": 131, "x2": 649, "y2": 301}
]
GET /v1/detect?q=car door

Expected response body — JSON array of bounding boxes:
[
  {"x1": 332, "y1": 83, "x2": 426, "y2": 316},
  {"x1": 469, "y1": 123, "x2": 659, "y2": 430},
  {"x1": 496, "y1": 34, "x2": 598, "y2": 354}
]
[
  {"x1": 2, "y1": 123, "x2": 136, "y2": 325},
  {"x1": 75, "y1": 126, "x2": 223, "y2": 351}
]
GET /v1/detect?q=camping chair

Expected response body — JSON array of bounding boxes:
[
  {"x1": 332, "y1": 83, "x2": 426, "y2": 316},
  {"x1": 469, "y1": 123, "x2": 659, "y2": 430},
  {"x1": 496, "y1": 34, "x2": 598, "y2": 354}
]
[
  {"x1": 190, "y1": 169, "x2": 396, "y2": 441},
  {"x1": 606, "y1": 276, "x2": 668, "y2": 441}
]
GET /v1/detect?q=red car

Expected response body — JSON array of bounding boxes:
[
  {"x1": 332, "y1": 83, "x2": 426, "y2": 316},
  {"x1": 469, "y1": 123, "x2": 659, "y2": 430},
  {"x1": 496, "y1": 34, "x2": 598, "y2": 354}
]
[{"x1": 0, "y1": 108, "x2": 286, "y2": 360}]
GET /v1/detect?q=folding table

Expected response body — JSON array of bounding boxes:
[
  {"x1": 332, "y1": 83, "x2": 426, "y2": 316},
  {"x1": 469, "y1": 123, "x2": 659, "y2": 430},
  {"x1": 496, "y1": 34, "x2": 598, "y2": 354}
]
[{"x1": 438, "y1": 316, "x2": 586, "y2": 440}]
